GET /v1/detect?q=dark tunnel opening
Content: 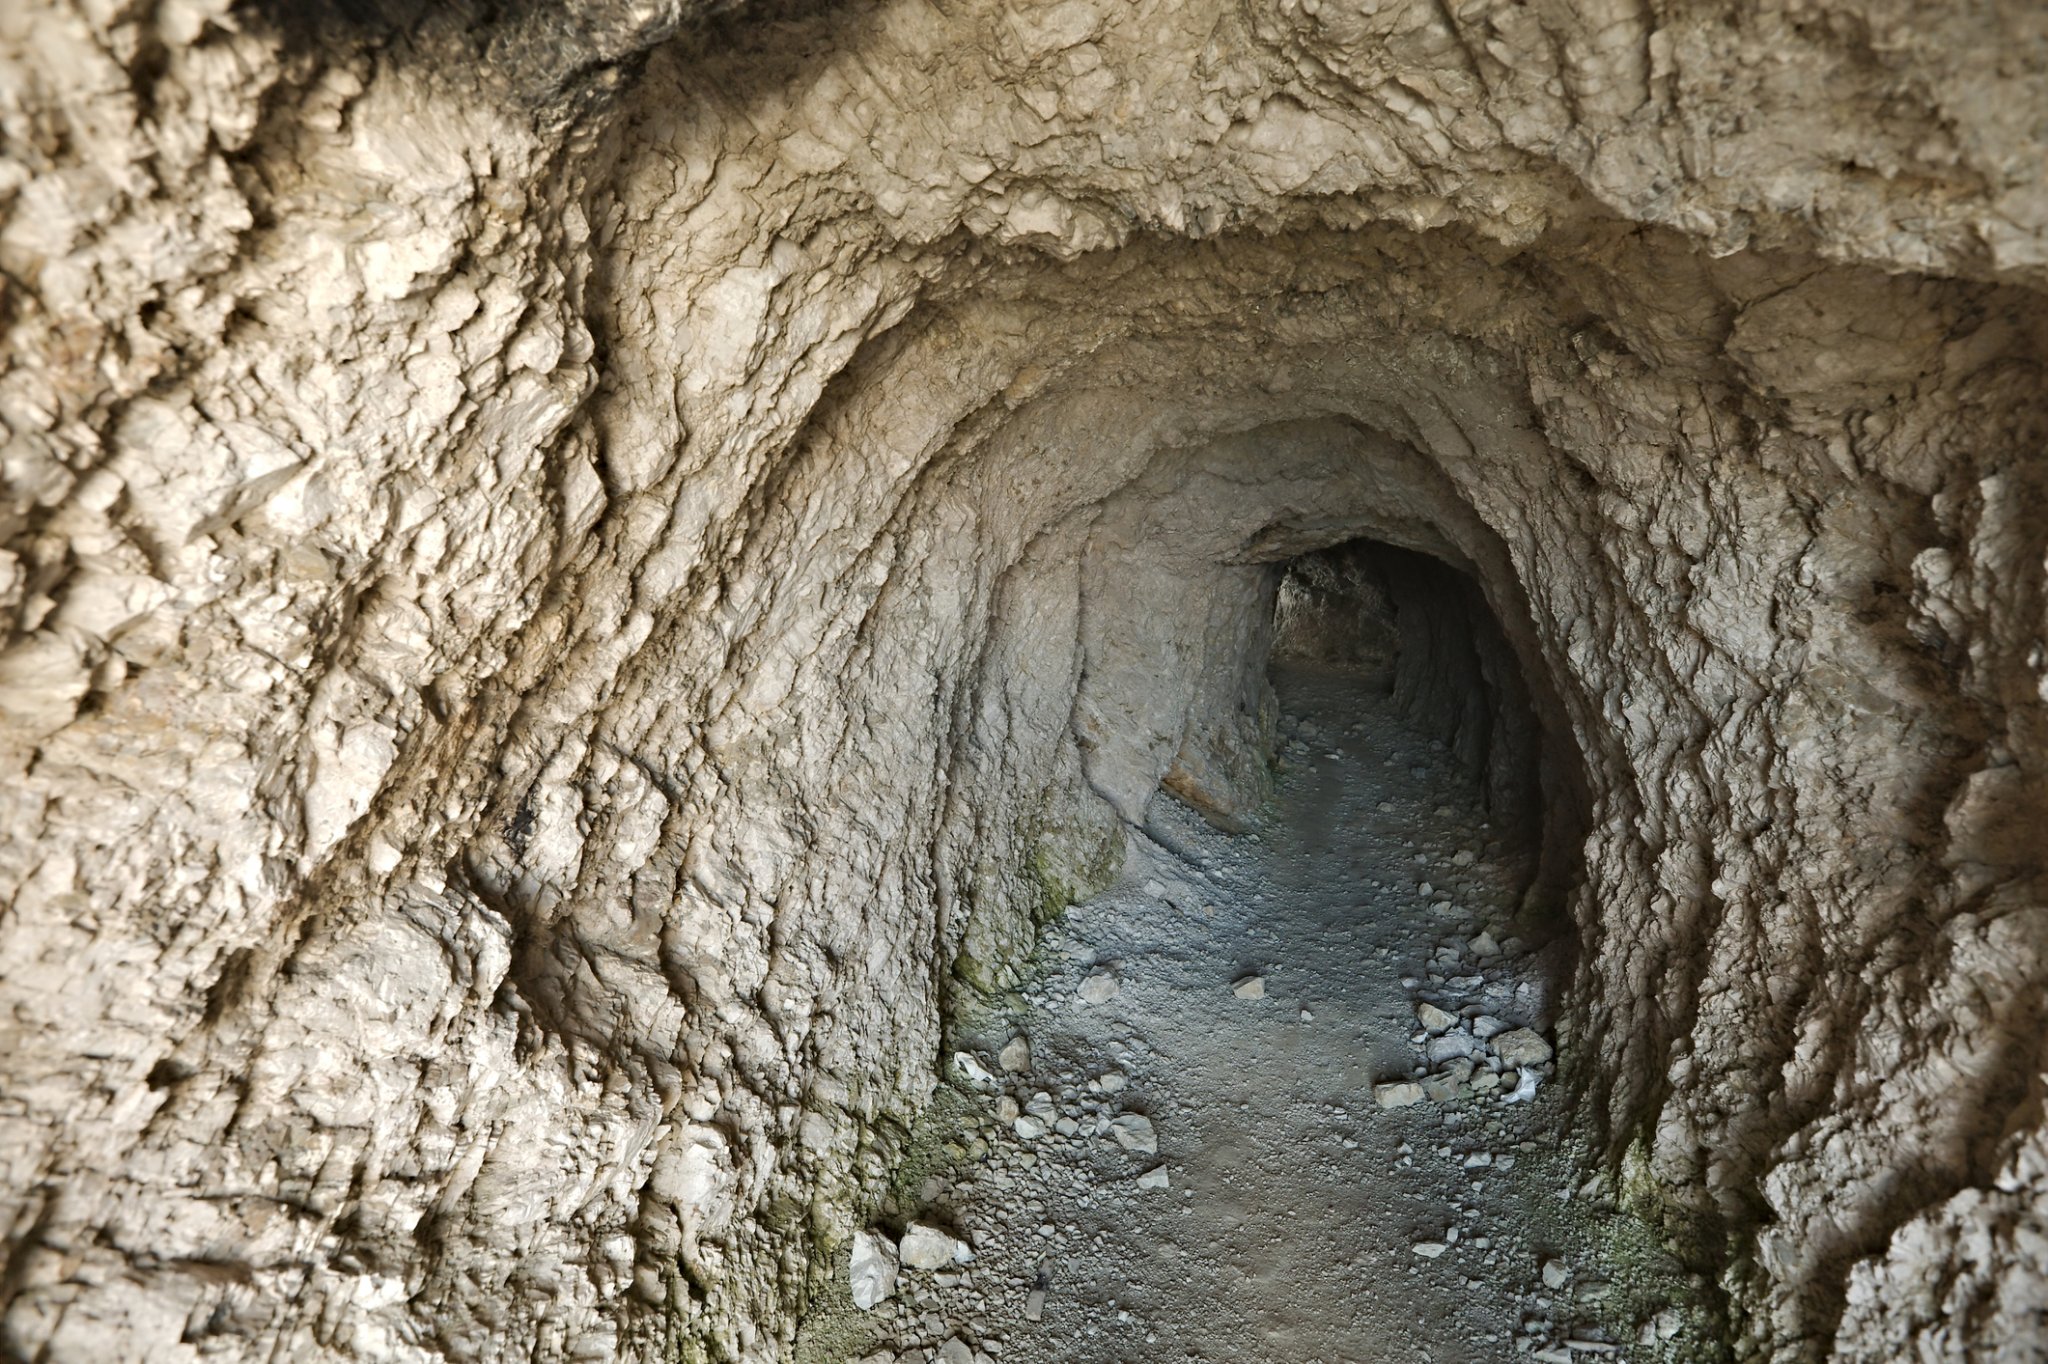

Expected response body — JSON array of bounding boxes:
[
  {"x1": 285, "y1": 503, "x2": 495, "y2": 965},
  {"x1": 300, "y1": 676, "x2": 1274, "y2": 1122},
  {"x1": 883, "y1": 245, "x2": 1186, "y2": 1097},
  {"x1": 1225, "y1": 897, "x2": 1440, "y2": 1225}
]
[{"x1": 1264, "y1": 538, "x2": 1576, "y2": 922}]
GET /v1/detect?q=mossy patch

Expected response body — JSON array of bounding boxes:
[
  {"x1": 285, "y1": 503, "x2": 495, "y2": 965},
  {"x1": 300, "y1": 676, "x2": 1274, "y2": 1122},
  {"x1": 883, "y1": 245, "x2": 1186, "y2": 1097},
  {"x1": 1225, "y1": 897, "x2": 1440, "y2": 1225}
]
[
  {"x1": 953, "y1": 798, "x2": 1123, "y2": 992},
  {"x1": 1492, "y1": 1126, "x2": 1730, "y2": 1363},
  {"x1": 789, "y1": 1269, "x2": 881, "y2": 1364},
  {"x1": 790, "y1": 1085, "x2": 994, "y2": 1363},
  {"x1": 801, "y1": 791, "x2": 1109, "y2": 1359}
]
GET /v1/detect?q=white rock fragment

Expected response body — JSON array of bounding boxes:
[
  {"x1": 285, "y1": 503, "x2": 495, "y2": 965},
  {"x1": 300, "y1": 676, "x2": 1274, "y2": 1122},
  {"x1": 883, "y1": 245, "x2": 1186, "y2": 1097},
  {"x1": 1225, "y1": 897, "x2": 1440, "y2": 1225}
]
[
  {"x1": 1109, "y1": 1113, "x2": 1158, "y2": 1154},
  {"x1": 1374, "y1": 1080, "x2": 1425, "y2": 1109},
  {"x1": 1542, "y1": 1257, "x2": 1571, "y2": 1289},
  {"x1": 1469, "y1": 930, "x2": 1501, "y2": 958},
  {"x1": 1416, "y1": 1001, "x2": 1458, "y2": 1033},
  {"x1": 936, "y1": 1339, "x2": 976, "y2": 1364},
  {"x1": 1502, "y1": 1068, "x2": 1541, "y2": 1104},
  {"x1": 1136, "y1": 1166, "x2": 1171, "y2": 1190},
  {"x1": 998, "y1": 1035, "x2": 1032, "y2": 1074},
  {"x1": 1143, "y1": 878, "x2": 1166, "y2": 898},
  {"x1": 1097, "y1": 1070, "x2": 1127, "y2": 1093},
  {"x1": 1426, "y1": 1033, "x2": 1479, "y2": 1066},
  {"x1": 952, "y1": 1051, "x2": 995, "y2": 1088},
  {"x1": 1232, "y1": 974, "x2": 1266, "y2": 999},
  {"x1": 1078, "y1": 969, "x2": 1120, "y2": 1004},
  {"x1": 1420, "y1": 1069, "x2": 1463, "y2": 1101},
  {"x1": 900, "y1": 1222, "x2": 973, "y2": 1270},
  {"x1": 1024, "y1": 1288, "x2": 1045, "y2": 1321},
  {"x1": 1412, "y1": 1240, "x2": 1448, "y2": 1258},
  {"x1": 1493, "y1": 1027, "x2": 1553, "y2": 1068},
  {"x1": 849, "y1": 1229, "x2": 899, "y2": 1309},
  {"x1": 1013, "y1": 1114, "x2": 1047, "y2": 1140}
]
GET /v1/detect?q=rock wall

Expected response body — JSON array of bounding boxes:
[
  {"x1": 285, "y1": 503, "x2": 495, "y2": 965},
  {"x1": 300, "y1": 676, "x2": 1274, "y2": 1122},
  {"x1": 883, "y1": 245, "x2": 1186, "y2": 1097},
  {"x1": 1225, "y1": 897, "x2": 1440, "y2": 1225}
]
[{"x1": 2, "y1": 1, "x2": 2044, "y2": 1361}]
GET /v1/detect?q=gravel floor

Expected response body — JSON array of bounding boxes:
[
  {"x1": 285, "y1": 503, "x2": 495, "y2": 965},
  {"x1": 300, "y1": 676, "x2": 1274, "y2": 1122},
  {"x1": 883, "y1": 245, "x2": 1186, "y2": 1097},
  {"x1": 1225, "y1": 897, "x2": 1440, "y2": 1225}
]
[{"x1": 805, "y1": 668, "x2": 1711, "y2": 1364}]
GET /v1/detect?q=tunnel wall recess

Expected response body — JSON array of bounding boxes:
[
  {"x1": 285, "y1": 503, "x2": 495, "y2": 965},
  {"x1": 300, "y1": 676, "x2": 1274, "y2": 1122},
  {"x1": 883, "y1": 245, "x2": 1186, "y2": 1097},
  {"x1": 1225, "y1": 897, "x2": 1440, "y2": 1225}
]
[{"x1": 1, "y1": 1, "x2": 2046, "y2": 1362}]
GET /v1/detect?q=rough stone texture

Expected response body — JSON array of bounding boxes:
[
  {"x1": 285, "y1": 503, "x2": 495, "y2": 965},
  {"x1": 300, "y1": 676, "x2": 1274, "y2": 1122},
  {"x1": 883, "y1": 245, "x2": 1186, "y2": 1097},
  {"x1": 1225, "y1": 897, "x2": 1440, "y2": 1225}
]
[{"x1": 1, "y1": 1, "x2": 2045, "y2": 1362}]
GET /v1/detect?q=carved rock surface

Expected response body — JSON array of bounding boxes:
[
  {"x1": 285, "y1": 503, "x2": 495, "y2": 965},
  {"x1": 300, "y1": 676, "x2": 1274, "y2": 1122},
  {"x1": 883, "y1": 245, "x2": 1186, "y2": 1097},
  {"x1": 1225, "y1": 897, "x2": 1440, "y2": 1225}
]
[{"x1": 1, "y1": 1, "x2": 2044, "y2": 1362}]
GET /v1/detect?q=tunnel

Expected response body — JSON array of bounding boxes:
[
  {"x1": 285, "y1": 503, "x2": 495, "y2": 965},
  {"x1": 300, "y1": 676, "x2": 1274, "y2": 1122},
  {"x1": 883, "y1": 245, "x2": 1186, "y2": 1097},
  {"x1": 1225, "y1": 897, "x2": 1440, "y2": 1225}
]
[
  {"x1": 826, "y1": 528, "x2": 1588, "y2": 1361},
  {"x1": 1269, "y1": 538, "x2": 1557, "y2": 865},
  {"x1": 2, "y1": 2, "x2": 2046, "y2": 1363}
]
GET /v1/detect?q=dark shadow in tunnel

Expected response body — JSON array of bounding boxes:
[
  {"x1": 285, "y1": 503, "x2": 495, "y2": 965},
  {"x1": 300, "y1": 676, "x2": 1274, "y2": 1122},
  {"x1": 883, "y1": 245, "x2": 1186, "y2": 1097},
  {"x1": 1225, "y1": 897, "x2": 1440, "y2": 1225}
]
[{"x1": 1267, "y1": 538, "x2": 1580, "y2": 924}]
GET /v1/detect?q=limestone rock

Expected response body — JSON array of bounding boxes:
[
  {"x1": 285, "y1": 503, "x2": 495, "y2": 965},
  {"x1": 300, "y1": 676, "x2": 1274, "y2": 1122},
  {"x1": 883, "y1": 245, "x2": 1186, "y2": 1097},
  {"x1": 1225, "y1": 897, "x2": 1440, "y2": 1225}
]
[
  {"x1": 1108, "y1": 1115, "x2": 1158, "y2": 1154},
  {"x1": 1492, "y1": 1029, "x2": 1554, "y2": 1069},
  {"x1": 1416, "y1": 1002, "x2": 1458, "y2": 1033},
  {"x1": 1078, "y1": 970, "x2": 1120, "y2": 1005},
  {"x1": 1420, "y1": 1072, "x2": 1464, "y2": 1102},
  {"x1": 1426, "y1": 1033, "x2": 1481, "y2": 1067},
  {"x1": 900, "y1": 1223, "x2": 974, "y2": 1271},
  {"x1": 851, "y1": 1230, "x2": 900, "y2": 1310},
  {"x1": 1375, "y1": 1082, "x2": 1426, "y2": 1110}
]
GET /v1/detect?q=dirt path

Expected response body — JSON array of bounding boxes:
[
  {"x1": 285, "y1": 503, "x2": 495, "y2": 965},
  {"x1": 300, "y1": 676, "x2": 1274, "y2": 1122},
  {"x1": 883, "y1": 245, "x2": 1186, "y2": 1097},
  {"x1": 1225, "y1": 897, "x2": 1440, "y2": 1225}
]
[{"x1": 806, "y1": 669, "x2": 1707, "y2": 1364}]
